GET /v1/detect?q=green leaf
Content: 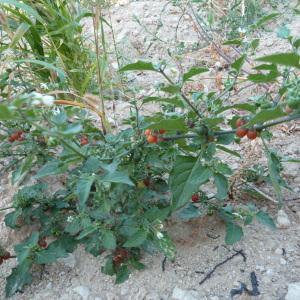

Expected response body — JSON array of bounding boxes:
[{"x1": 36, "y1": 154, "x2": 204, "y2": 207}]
[
  {"x1": 248, "y1": 71, "x2": 279, "y2": 83},
  {"x1": 232, "y1": 54, "x2": 246, "y2": 72},
  {"x1": 5, "y1": 208, "x2": 23, "y2": 229},
  {"x1": 34, "y1": 161, "x2": 65, "y2": 179},
  {"x1": 217, "y1": 145, "x2": 241, "y2": 158},
  {"x1": 225, "y1": 222, "x2": 244, "y2": 245},
  {"x1": 214, "y1": 173, "x2": 229, "y2": 200},
  {"x1": 9, "y1": 22, "x2": 30, "y2": 48},
  {"x1": 217, "y1": 103, "x2": 257, "y2": 114},
  {"x1": 36, "y1": 243, "x2": 68, "y2": 264},
  {"x1": 76, "y1": 176, "x2": 95, "y2": 209},
  {"x1": 161, "y1": 85, "x2": 181, "y2": 94},
  {"x1": 115, "y1": 265, "x2": 130, "y2": 284},
  {"x1": 293, "y1": 38, "x2": 300, "y2": 49},
  {"x1": 142, "y1": 96, "x2": 184, "y2": 108},
  {"x1": 123, "y1": 229, "x2": 148, "y2": 247},
  {"x1": 76, "y1": 225, "x2": 97, "y2": 240},
  {"x1": 149, "y1": 118, "x2": 187, "y2": 131},
  {"x1": 256, "y1": 211, "x2": 276, "y2": 229},
  {"x1": 119, "y1": 61, "x2": 156, "y2": 72},
  {"x1": 256, "y1": 53, "x2": 300, "y2": 69},
  {"x1": 15, "y1": 232, "x2": 39, "y2": 265},
  {"x1": 0, "y1": 0, "x2": 43, "y2": 23},
  {"x1": 247, "y1": 106, "x2": 285, "y2": 127},
  {"x1": 0, "y1": 104, "x2": 13, "y2": 119},
  {"x1": 178, "y1": 203, "x2": 202, "y2": 221},
  {"x1": 223, "y1": 39, "x2": 242, "y2": 46},
  {"x1": 60, "y1": 123, "x2": 83, "y2": 135},
  {"x1": 5, "y1": 259, "x2": 32, "y2": 297},
  {"x1": 153, "y1": 233, "x2": 176, "y2": 260},
  {"x1": 101, "y1": 258, "x2": 115, "y2": 276},
  {"x1": 102, "y1": 230, "x2": 116, "y2": 250},
  {"x1": 15, "y1": 59, "x2": 66, "y2": 80},
  {"x1": 12, "y1": 155, "x2": 34, "y2": 185},
  {"x1": 170, "y1": 156, "x2": 213, "y2": 210},
  {"x1": 100, "y1": 171, "x2": 134, "y2": 186},
  {"x1": 183, "y1": 67, "x2": 208, "y2": 82},
  {"x1": 252, "y1": 13, "x2": 280, "y2": 29}
]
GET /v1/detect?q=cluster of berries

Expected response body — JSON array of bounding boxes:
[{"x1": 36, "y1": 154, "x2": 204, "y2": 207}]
[
  {"x1": 235, "y1": 119, "x2": 258, "y2": 140},
  {"x1": 8, "y1": 130, "x2": 25, "y2": 143},
  {"x1": 144, "y1": 129, "x2": 166, "y2": 144},
  {"x1": 0, "y1": 251, "x2": 11, "y2": 265},
  {"x1": 112, "y1": 248, "x2": 129, "y2": 267}
]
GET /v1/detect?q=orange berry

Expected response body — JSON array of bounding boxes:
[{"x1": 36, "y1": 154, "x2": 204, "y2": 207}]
[
  {"x1": 147, "y1": 135, "x2": 158, "y2": 144},
  {"x1": 247, "y1": 129, "x2": 257, "y2": 140},
  {"x1": 236, "y1": 127, "x2": 248, "y2": 138},
  {"x1": 144, "y1": 129, "x2": 152, "y2": 136},
  {"x1": 159, "y1": 129, "x2": 166, "y2": 134}
]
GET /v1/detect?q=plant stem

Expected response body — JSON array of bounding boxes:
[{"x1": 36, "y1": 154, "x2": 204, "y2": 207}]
[
  {"x1": 158, "y1": 68, "x2": 202, "y2": 118},
  {"x1": 163, "y1": 113, "x2": 300, "y2": 141},
  {"x1": 0, "y1": 206, "x2": 14, "y2": 212}
]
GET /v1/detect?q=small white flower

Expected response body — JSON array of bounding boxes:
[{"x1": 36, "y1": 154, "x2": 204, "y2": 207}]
[
  {"x1": 41, "y1": 95, "x2": 55, "y2": 106},
  {"x1": 32, "y1": 99, "x2": 41, "y2": 106},
  {"x1": 156, "y1": 232, "x2": 164, "y2": 239},
  {"x1": 40, "y1": 83, "x2": 48, "y2": 89},
  {"x1": 67, "y1": 216, "x2": 74, "y2": 223},
  {"x1": 238, "y1": 27, "x2": 246, "y2": 34}
]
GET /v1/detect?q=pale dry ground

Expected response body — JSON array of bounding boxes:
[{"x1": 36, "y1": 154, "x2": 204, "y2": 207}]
[{"x1": 1, "y1": 1, "x2": 300, "y2": 299}]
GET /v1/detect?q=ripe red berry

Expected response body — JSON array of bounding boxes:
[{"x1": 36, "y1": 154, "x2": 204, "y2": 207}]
[
  {"x1": 236, "y1": 118, "x2": 246, "y2": 128},
  {"x1": 143, "y1": 178, "x2": 151, "y2": 187},
  {"x1": 144, "y1": 129, "x2": 152, "y2": 136},
  {"x1": 80, "y1": 136, "x2": 89, "y2": 146},
  {"x1": 236, "y1": 127, "x2": 248, "y2": 138},
  {"x1": 191, "y1": 194, "x2": 200, "y2": 202},
  {"x1": 147, "y1": 135, "x2": 158, "y2": 144},
  {"x1": 247, "y1": 129, "x2": 257, "y2": 140},
  {"x1": 38, "y1": 239, "x2": 48, "y2": 248},
  {"x1": 2, "y1": 251, "x2": 11, "y2": 260},
  {"x1": 159, "y1": 129, "x2": 166, "y2": 134}
]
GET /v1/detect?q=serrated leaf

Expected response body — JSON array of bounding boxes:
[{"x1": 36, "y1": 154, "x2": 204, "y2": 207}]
[
  {"x1": 256, "y1": 53, "x2": 300, "y2": 69},
  {"x1": 248, "y1": 71, "x2": 279, "y2": 83},
  {"x1": 123, "y1": 229, "x2": 148, "y2": 247},
  {"x1": 5, "y1": 208, "x2": 23, "y2": 229},
  {"x1": 225, "y1": 222, "x2": 244, "y2": 245},
  {"x1": 119, "y1": 61, "x2": 156, "y2": 72},
  {"x1": 214, "y1": 173, "x2": 229, "y2": 200},
  {"x1": 5, "y1": 259, "x2": 32, "y2": 297},
  {"x1": 102, "y1": 230, "x2": 116, "y2": 250},
  {"x1": 170, "y1": 156, "x2": 213, "y2": 210},
  {"x1": 76, "y1": 225, "x2": 97, "y2": 240},
  {"x1": 217, "y1": 103, "x2": 257, "y2": 114},
  {"x1": 247, "y1": 106, "x2": 285, "y2": 126},
  {"x1": 15, "y1": 232, "x2": 39, "y2": 264},
  {"x1": 101, "y1": 257, "x2": 115, "y2": 276},
  {"x1": 76, "y1": 175, "x2": 95, "y2": 209},
  {"x1": 256, "y1": 211, "x2": 276, "y2": 229},
  {"x1": 183, "y1": 67, "x2": 208, "y2": 82},
  {"x1": 36, "y1": 243, "x2": 68, "y2": 264},
  {"x1": 252, "y1": 13, "x2": 280, "y2": 29}
]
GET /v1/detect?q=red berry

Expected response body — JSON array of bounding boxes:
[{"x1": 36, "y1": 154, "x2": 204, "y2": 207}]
[
  {"x1": 191, "y1": 194, "x2": 200, "y2": 202},
  {"x1": 235, "y1": 118, "x2": 246, "y2": 128},
  {"x1": 80, "y1": 136, "x2": 89, "y2": 146},
  {"x1": 143, "y1": 178, "x2": 151, "y2": 187},
  {"x1": 144, "y1": 129, "x2": 152, "y2": 136},
  {"x1": 147, "y1": 135, "x2": 158, "y2": 144},
  {"x1": 236, "y1": 127, "x2": 248, "y2": 138},
  {"x1": 159, "y1": 129, "x2": 166, "y2": 134},
  {"x1": 2, "y1": 251, "x2": 11, "y2": 260},
  {"x1": 38, "y1": 239, "x2": 48, "y2": 248},
  {"x1": 247, "y1": 129, "x2": 257, "y2": 140}
]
